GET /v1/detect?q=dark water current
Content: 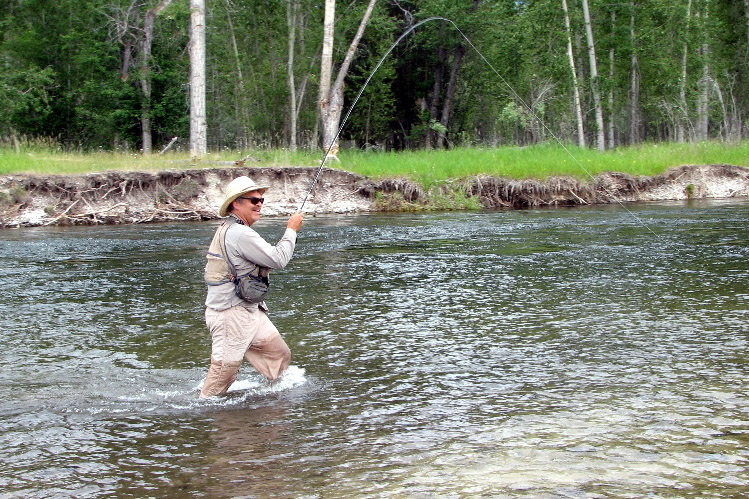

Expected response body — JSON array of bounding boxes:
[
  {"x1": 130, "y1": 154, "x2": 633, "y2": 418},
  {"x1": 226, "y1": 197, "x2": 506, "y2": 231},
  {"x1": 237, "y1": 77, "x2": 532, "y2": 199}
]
[{"x1": 0, "y1": 200, "x2": 747, "y2": 498}]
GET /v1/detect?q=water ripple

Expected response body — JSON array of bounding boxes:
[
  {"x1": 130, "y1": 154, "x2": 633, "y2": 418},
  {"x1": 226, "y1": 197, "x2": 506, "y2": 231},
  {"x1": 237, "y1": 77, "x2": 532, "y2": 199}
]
[{"x1": 0, "y1": 201, "x2": 747, "y2": 497}]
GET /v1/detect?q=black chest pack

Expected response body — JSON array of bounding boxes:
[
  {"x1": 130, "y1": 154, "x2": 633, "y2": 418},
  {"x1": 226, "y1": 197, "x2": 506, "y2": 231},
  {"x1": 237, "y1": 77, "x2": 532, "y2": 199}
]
[{"x1": 204, "y1": 217, "x2": 270, "y2": 304}]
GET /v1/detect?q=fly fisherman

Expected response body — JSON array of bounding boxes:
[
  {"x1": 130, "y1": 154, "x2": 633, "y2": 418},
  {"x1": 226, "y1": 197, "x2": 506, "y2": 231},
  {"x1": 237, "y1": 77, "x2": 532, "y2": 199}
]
[{"x1": 200, "y1": 176, "x2": 304, "y2": 398}]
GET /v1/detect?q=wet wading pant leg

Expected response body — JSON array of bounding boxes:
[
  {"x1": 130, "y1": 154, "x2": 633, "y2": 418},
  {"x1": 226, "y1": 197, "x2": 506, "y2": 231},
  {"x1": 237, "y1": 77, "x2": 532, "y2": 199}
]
[
  {"x1": 200, "y1": 306, "x2": 291, "y2": 398},
  {"x1": 244, "y1": 311, "x2": 291, "y2": 382}
]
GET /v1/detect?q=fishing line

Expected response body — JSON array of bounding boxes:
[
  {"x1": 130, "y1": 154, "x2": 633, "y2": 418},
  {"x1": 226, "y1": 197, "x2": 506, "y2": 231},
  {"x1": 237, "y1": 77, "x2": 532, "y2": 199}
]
[
  {"x1": 300, "y1": 16, "x2": 657, "y2": 236},
  {"x1": 299, "y1": 16, "x2": 442, "y2": 211}
]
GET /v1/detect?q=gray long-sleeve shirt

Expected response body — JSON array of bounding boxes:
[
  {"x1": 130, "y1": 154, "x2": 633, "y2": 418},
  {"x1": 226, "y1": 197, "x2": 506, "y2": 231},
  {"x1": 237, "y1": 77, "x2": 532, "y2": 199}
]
[{"x1": 205, "y1": 220, "x2": 297, "y2": 311}]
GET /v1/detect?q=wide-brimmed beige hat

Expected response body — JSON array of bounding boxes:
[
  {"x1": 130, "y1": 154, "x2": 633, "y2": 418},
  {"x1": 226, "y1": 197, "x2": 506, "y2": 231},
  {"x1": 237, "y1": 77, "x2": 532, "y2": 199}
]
[{"x1": 219, "y1": 176, "x2": 270, "y2": 217}]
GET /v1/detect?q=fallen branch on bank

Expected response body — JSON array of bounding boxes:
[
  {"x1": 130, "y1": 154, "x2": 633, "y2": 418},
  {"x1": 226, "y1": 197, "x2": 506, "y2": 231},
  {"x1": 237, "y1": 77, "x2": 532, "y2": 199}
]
[
  {"x1": 43, "y1": 199, "x2": 81, "y2": 226},
  {"x1": 159, "y1": 137, "x2": 179, "y2": 155},
  {"x1": 66, "y1": 202, "x2": 128, "y2": 222}
]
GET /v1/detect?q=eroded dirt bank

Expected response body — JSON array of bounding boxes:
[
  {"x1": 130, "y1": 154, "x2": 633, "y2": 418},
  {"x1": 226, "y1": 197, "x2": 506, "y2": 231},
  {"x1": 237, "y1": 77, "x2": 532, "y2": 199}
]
[{"x1": 0, "y1": 164, "x2": 747, "y2": 228}]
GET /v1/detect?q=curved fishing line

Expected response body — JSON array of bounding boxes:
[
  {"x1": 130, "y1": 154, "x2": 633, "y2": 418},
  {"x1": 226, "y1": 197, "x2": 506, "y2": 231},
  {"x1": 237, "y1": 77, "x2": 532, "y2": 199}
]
[
  {"x1": 301, "y1": 16, "x2": 657, "y2": 236},
  {"x1": 299, "y1": 16, "x2": 443, "y2": 211},
  {"x1": 445, "y1": 20, "x2": 658, "y2": 236}
]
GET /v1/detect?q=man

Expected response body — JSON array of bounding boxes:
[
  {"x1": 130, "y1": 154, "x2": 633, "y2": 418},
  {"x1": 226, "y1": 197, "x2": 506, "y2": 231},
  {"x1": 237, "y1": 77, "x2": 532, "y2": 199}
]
[{"x1": 200, "y1": 176, "x2": 304, "y2": 398}]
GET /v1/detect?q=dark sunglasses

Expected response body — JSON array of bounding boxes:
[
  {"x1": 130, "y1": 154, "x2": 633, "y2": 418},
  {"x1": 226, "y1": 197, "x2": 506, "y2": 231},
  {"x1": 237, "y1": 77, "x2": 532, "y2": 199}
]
[{"x1": 239, "y1": 196, "x2": 265, "y2": 205}]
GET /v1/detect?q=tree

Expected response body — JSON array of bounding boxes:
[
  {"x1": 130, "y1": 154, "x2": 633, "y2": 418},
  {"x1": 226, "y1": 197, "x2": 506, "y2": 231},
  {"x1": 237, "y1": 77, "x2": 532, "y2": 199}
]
[
  {"x1": 140, "y1": 0, "x2": 173, "y2": 154},
  {"x1": 677, "y1": 0, "x2": 693, "y2": 142},
  {"x1": 0, "y1": 60, "x2": 54, "y2": 147},
  {"x1": 287, "y1": 0, "x2": 300, "y2": 151},
  {"x1": 103, "y1": 1, "x2": 175, "y2": 153},
  {"x1": 318, "y1": 0, "x2": 378, "y2": 157},
  {"x1": 189, "y1": 0, "x2": 206, "y2": 159},
  {"x1": 628, "y1": 1, "x2": 641, "y2": 145},
  {"x1": 606, "y1": 9, "x2": 616, "y2": 148},
  {"x1": 222, "y1": 0, "x2": 251, "y2": 145},
  {"x1": 1, "y1": 0, "x2": 747, "y2": 151},
  {"x1": 562, "y1": 0, "x2": 586, "y2": 148},
  {"x1": 746, "y1": 0, "x2": 749, "y2": 48},
  {"x1": 695, "y1": 0, "x2": 710, "y2": 141},
  {"x1": 581, "y1": 0, "x2": 606, "y2": 150}
]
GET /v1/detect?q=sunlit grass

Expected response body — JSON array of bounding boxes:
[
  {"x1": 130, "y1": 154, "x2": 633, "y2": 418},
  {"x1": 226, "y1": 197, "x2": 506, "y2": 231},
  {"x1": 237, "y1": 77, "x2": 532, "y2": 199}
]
[
  {"x1": 341, "y1": 141, "x2": 749, "y2": 187},
  {"x1": 1, "y1": 141, "x2": 746, "y2": 186},
  {"x1": 0, "y1": 148, "x2": 322, "y2": 175}
]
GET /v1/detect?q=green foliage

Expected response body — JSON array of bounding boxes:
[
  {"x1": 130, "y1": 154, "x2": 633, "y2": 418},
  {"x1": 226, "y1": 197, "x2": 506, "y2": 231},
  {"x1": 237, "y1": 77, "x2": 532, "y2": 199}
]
[
  {"x1": 0, "y1": 59, "x2": 55, "y2": 135},
  {"x1": 340, "y1": 4, "x2": 398, "y2": 148},
  {"x1": 0, "y1": 0, "x2": 747, "y2": 152}
]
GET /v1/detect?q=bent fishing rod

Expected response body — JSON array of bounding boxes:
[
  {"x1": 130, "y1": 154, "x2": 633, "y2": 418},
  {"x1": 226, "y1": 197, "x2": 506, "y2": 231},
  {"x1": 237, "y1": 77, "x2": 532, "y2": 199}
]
[
  {"x1": 297, "y1": 16, "x2": 657, "y2": 236},
  {"x1": 298, "y1": 17, "x2": 447, "y2": 212}
]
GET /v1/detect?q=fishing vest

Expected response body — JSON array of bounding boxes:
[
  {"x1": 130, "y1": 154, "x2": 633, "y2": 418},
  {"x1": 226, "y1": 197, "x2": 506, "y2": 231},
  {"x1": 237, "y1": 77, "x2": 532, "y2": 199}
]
[{"x1": 204, "y1": 217, "x2": 270, "y2": 288}]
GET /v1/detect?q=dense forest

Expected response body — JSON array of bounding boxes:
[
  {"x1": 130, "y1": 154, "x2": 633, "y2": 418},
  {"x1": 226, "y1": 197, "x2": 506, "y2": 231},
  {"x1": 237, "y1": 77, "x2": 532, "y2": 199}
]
[{"x1": 1, "y1": 0, "x2": 747, "y2": 154}]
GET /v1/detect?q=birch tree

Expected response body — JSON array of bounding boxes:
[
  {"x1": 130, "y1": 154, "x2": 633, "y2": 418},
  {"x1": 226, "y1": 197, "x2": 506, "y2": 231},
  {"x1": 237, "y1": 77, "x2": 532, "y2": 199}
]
[
  {"x1": 189, "y1": 0, "x2": 207, "y2": 159},
  {"x1": 140, "y1": 0, "x2": 173, "y2": 155},
  {"x1": 581, "y1": 0, "x2": 605, "y2": 150},
  {"x1": 318, "y1": 0, "x2": 378, "y2": 157},
  {"x1": 104, "y1": 0, "x2": 172, "y2": 154},
  {"x1": 562, "y1": 0, "x2": 586, "y2": 148},
  {"x1": 435, "y1": 45, "x2": 464, "y2": 149},
  {"x1": 607, "y1": 10, "x2": 615, "y2": 148},
  {"x1": 222, "y1": 0, "x2": 251, "y2": 145},
  {"x1": 746, "y1": 0, "x2": 749, "y2": 47},
  {"x1": 287, "y1": 0, "x2": 300, "y2": 151},
  {"x1": 695, "y1": 0, "x2": 710, "y2": 141},
  {"x1": 629, "y1": 1, "x2": 640, "y2": 144},
  {"x1": 677, "y1": 0, "x2": 693, "y2": 142}
]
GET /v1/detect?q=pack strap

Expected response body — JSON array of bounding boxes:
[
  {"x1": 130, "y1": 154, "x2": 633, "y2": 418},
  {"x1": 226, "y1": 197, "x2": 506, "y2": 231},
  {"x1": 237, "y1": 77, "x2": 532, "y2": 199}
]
[
  {"x1": 216, "y1": 216, "x2": 268, "y2": 282},
  {"x1": 217, "y1": 217, "x2": 239, "y2": 282}
]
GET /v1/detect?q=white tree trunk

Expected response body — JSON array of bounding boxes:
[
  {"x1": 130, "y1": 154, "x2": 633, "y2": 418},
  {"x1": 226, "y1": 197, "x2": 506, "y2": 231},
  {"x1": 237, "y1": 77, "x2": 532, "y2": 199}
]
[
  {"x1": 139, "y1": 0, "x2": 172, "y2": 155},
  {"x1": 678, "y1": 0, "x2": 693, "y2": 142},
  {"x1": 317, "y1": 0, "x2": 335, "y2": 151},
  {"x1": 287, "y1": 0, "x2": 299, "y2": 151},
  {"x1": 581, "y1": 0, "x2": 605, "y2": 151},
  {"x1": 436, "y1": 45, "x2": 464, "y2": 149},
  {"x1": 189, "y1": 0, "x2": 207, "y2": 159},
  {"x1": 607, "y1": 10, "x2": 615, "y2": 148},
  {"x1": 696, "y1": 0, "x2": 710, "y2": 141},
  {"x1": 223, "y1": 0, "x2": 250, "y2": 145},
  {"x1": 745, "y1": 0, "x2": 749, "y2": 49},
  {"x1": 711, "y1": 79, "x2": 730, "y2": 139},
  {"x1": 562, "y1": 0, "x2": 586, "y2": 148},
  {"x1": 629, "y1": 2, "x2": 641, "y2": 144},
  {"x1": 319, "y1": 0, "x2": 377, "y2": 155}
]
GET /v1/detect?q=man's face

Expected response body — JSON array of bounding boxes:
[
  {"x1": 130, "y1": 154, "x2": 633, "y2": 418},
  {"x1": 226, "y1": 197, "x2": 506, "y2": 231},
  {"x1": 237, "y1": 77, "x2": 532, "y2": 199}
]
[{"x1": 232, "y1": 189, "x2": 264, "y2": 225}]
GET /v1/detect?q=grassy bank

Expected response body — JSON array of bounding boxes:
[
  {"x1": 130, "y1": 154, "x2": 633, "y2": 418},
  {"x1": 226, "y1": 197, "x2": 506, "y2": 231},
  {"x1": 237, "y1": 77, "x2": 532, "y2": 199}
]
[
  {"x1": 343, "y1": 141, "x2": 749, "y2": 187},
  {"x1": 2, "y1": 141, "x2": 747, "y2": 187}
]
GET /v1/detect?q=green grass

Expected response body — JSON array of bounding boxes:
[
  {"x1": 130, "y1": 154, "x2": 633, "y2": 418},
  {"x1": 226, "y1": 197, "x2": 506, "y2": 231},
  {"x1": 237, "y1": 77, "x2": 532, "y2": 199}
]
[
  {"x1": 341, "y1": 141, "x2": 749, "y2": 187},
  {"x1": 0, "y1": 148, "x2": 322, "y2": 176},
  {"x1": 2, "y1": 140, "x2": 747, "y2": 187}
]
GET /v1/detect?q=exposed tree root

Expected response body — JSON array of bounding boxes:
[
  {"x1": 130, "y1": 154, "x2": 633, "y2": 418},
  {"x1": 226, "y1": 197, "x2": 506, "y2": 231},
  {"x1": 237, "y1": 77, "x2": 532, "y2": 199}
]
[{"x1": 0, "y1": 164, "x2": 747, "y2": 228}]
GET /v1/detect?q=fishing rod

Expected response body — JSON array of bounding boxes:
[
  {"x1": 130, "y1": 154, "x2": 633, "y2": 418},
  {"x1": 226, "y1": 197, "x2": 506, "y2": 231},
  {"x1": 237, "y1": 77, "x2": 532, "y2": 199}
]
[
  {"x1": 298, "y1": 16, "x2": 657, "y2": 236},
  {"x1": 298, "y1": 17, "x2": 444, "y2": 212}
]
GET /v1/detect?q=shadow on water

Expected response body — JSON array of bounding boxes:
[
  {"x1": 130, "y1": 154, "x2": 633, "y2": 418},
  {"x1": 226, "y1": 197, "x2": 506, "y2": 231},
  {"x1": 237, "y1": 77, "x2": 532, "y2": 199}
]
[{"x1": 0, "y1": 199, "x2": 747, "y2": 497}]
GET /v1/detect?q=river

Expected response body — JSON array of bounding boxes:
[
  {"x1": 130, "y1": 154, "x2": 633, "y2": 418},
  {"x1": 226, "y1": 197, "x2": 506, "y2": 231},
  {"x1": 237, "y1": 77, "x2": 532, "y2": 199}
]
[{"x1": 0, "y1": 200, "x2": 747, "y2": 498}]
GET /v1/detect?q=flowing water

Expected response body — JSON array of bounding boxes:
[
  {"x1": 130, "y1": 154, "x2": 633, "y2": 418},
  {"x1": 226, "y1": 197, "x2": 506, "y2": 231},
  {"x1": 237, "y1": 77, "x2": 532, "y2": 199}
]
[{"x1": 0, "y1": 200, "x2": 747, "y2": 498}]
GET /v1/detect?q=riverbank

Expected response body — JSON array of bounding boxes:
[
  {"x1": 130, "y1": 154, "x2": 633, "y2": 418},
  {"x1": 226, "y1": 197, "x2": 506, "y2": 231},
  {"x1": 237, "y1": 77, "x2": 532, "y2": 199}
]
[{"x1": 1, "y1": 163, "x2": 747, "y2": 228}]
